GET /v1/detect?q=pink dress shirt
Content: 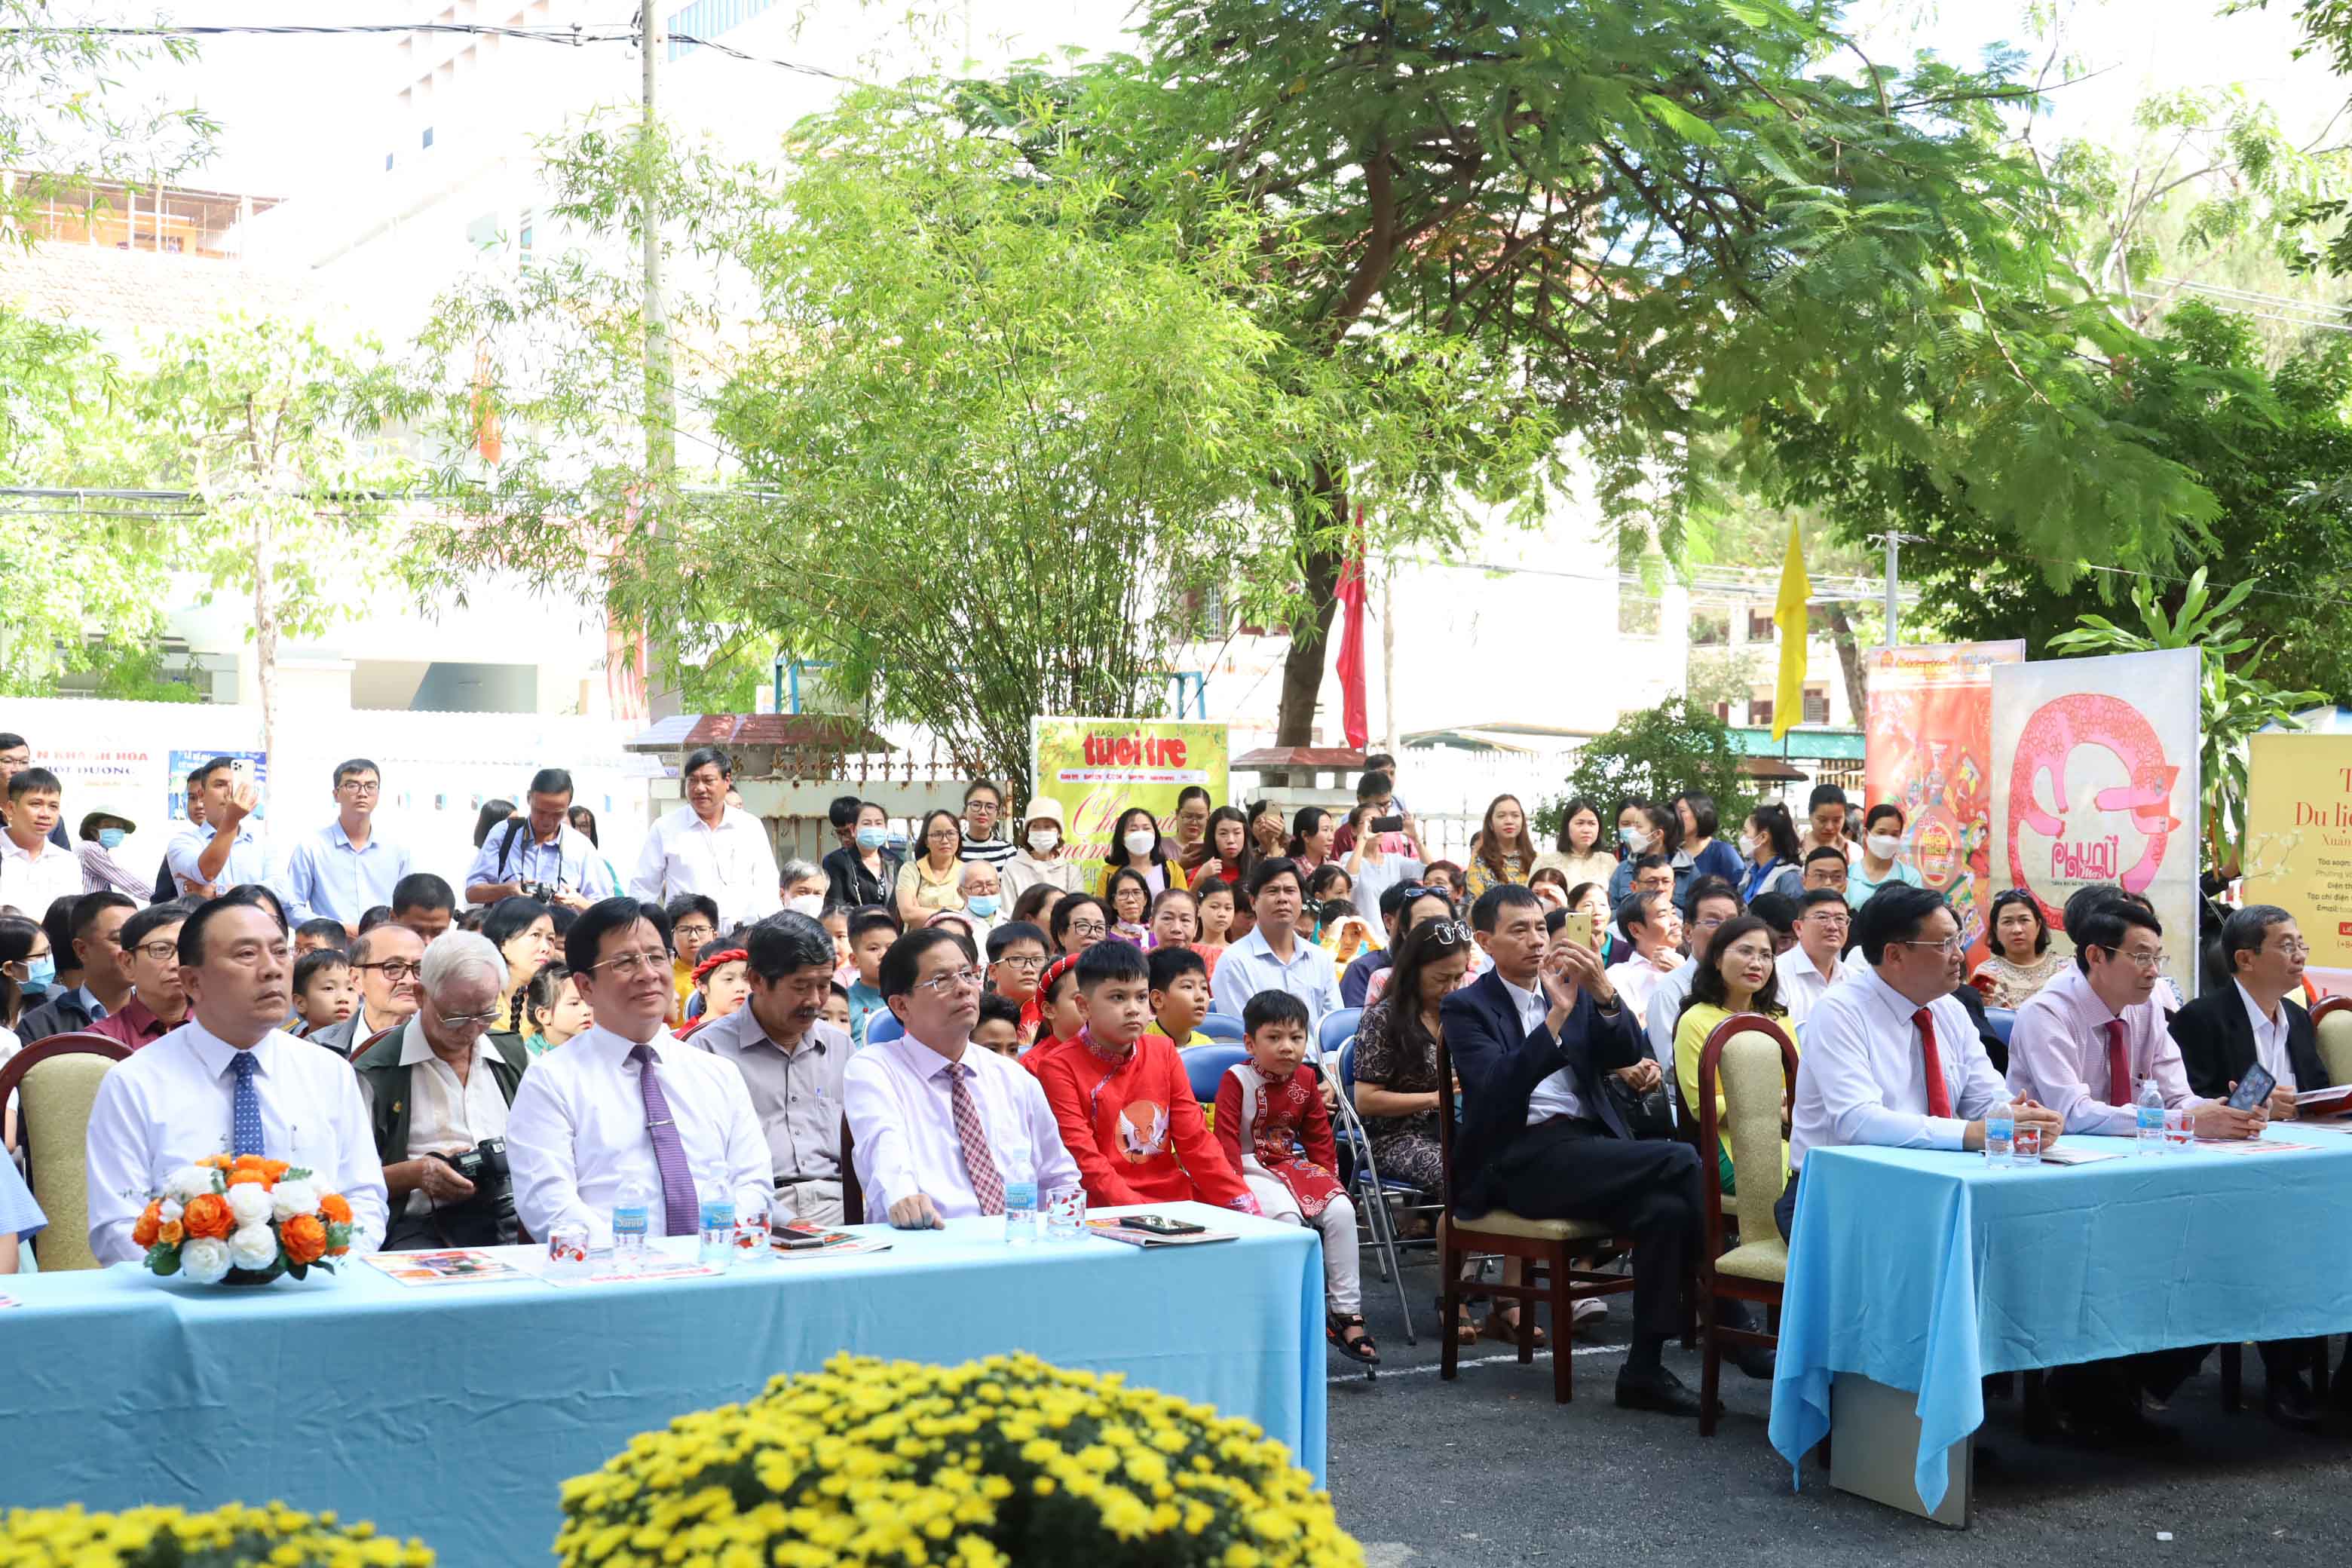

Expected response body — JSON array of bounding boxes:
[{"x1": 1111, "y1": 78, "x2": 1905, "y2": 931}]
[{"x1": 2004, "y1": 964, "x2": 2199, "y2": 1135}]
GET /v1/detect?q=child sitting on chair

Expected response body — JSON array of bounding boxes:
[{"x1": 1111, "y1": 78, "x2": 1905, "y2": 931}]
[{"x1": 1215, "y1": 990, "x2": 1376, "y2": 1367}]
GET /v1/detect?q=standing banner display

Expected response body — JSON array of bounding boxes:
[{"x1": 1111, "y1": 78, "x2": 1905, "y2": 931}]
[
  {"x1": 1029, "y1": 719, "x2": 1231, "y2": 868},
  {"x1": 1990, "y1": 648, "x2": 2202, "y2": 1000},
  {"x1": 2242, "y1": 731, "x2": 2352, "y2": 997},
  {"x1": 1864, "y1": 642, "x2": 2026, "y2": 965}
]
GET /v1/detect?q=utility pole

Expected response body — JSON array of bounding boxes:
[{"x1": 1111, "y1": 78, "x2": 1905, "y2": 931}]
[{"x1": 639, "y1": 2, "x2": 681, "y2": 718}]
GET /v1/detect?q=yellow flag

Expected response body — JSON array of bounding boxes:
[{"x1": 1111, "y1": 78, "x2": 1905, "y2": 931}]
[{"x1": 1771, "y1": 520, "x2": 1810, "y2": 742}]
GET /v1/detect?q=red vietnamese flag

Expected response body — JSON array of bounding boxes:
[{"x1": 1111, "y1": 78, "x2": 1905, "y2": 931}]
[{"x1": 1334, "y1": 507, "x2": 1369, "y2": 751}]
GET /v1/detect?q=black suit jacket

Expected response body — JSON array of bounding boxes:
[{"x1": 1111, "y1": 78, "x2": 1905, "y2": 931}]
[
  {"x1": 1441, "y1": 967, "x2": 1646, "y2": 1217},
  {"x1": 2170, "y1": 985, "x2": 2329, "y2": 1100}
]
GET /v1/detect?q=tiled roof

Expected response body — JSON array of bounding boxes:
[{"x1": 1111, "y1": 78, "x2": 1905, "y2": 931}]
[{"x1": 0, "y1": 241, "x2": 312, "y2": 343}]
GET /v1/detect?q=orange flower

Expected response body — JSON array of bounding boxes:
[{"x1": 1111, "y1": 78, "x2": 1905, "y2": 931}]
[
  {"x1": 280, "y1": 1214, "x2": 328, "y2": 1266},
  {"x1": 262, "y1": 1160, "x2": 290, "y2": 1181},
  {"x1": 181, "y1": 1192, "x2": 234, "y2": 1241},
  {"x1": 132, "y1": 1202, "x2": 163, "y2": 1248},
  {"x1": 158, "y1": 1220, "x2": 185, "y2": 1246},
  {"x1": 318, "y1": 1193, "x2": 353, "y2": 1226},
  {"x1": 225, "y1": 1168, "x2": 268, "y2": 1188},
  {"x1": 198, "y1": 1154, "x2": 234, "y2": 1171},
  {"x1": 231, "y1": 1154, "x2": 266, "y2": 1172}
]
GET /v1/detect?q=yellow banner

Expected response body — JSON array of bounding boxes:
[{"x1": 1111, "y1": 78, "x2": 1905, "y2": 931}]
[
  {"x1": 2244, "y1": 731, "x2": 2352, "y2": 995},
  {"x1": 1029, "y1": 718, "x2": 1232, "y2": 867}
]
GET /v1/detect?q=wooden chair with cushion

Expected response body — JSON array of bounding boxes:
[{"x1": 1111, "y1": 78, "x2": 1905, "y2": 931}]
[
  {"x1": 0, "y1": 1034, "x2": 133, "y2": 1272},
  {"x1": 1695, "y1": 1012, "x2": 1800, "y2": 1438},
  {"x1": 1434, "y1": 1032, "x2": 1636, "y2": 1404}
]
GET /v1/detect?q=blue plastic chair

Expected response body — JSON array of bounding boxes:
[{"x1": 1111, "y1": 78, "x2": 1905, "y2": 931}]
[
  {"x1": 1180, "y1": 1043, "x2": 1248, "y2": 1104},
  {"x1": 1986, "y1": 1007, "x2": 2015, "y2": 1048},
  {"x1": 1197, "y1": 1012, "x2": 1246, "y2": 1043},
  {"x1": 1316, "y1": 1006, "x2": 1363, "y2": 1062},
  {"x1": 865, "y1": 1013, "x2": 905, "y2": 1046}
]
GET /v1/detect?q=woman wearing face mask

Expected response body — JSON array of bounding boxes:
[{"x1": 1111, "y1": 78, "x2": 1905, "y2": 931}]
[
  {"x1": 1606, "y1": 801, "x2": 1680, "y2": 905},
  {"x1": 1736, "y1": 801, "x2": 1805, "y2": 905},
  {"x1": 1101, "y1": 805, "x2": 1171, "y2": 899},
  {"x1": 1533, "y1": 797, "x2": 1614, "y2": 891},
  {"x1": 777, "y1": 858, "x2": 829, "y2": 920},
  {"x1": 0, "y1": 913, "x2": 51, "y2": 1060},
  {"x1": 823, "y1": 801, "x2": 900, "y2": 908},
  {"x1": 75, "y1": 810, "x2": 152, "y2": 899},
  {"x1": 1845, "y1": 801, "x2": 1923, "y2": 909},
  {"x1": 1003, "y1": 795, "x2": 1086, "y2": 900}
]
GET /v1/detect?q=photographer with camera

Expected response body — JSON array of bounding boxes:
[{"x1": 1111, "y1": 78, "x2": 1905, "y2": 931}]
[
  {"x1": 354, "y1": 931, "x2": 528, "y2": 1250},
  {"x1": 464, "y1": 767, "x2": 618, "y2": 911}
]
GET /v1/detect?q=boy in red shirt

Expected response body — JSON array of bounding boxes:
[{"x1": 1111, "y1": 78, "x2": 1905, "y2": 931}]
[{"x1": 1027, "y1": 942, "x2": 1255, "y2": 1214}]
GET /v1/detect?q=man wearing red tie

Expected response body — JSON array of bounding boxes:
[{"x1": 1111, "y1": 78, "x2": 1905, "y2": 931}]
[
  {"x1": 2005, "y1": 893, "x2": 2286, "y2": 1436},
  {"x1": 1782, "y1": 884, "x2": 2056, "y2": 1247}
]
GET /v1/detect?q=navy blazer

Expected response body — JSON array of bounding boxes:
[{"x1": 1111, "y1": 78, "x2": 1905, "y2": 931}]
[
  {"x1": 2171, "y1": 986, "x2": 2329, "y2": 1101},
  {"x1": 1441, "y1": 967, "x2": 1646, "y2": 1217}
]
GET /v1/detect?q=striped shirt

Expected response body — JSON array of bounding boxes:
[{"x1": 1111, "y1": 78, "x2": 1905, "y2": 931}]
[{"x1": 959, "y1": 828, "x2": 1017, "y2": 870}]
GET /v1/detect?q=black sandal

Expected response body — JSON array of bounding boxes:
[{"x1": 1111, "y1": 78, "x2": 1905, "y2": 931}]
[{"x1": 1328, "y1": 1312, "x2": 1380, "y2": 1365}]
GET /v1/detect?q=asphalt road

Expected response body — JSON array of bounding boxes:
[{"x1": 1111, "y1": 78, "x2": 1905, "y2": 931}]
[{"x1": 1324, "y1": 1253, "x2": 2352, "y2": 1566}]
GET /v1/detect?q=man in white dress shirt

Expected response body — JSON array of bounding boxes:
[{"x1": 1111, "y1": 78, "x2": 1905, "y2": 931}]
[
  {"x1": 84, "y1": 897, "x2": 389, "y2": 1263},
  {"x1": 1643, "y1": 877, "x2": 1740, "y2": 1073},
  {"x1": 281, "y1": 758, "x2": 415, "y2": 937},
  {"x1": 0, "y1": 768, "x2": 85, "y2": 917},
  {"x1": 629, "y1": 747, "x2": 782, "y2": 931},
  {"x1": 843, "y1": 926, "x2": 1081, "y2": 1228},
  {"x1": 1774, "y1": 889, "x2": 1850, "y2": 1031},
  {"x1": 1603, "y1": 888, "x2": 1681, "y2": 1031},
  {"x1": 166, "y1": 758, "x2": 277, "y2": 899},
  {"x1": 1208, "y1": 858, "x2": 1342, "y2": 1035},
  {"x1": 1782, "y1": 885, "x2": 2057, "y2": 1244},
  {"x1": 506, "y1": 896, "x2": 770, "y2": 1245}
]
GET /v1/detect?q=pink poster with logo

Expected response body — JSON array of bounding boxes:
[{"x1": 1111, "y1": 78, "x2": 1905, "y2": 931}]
[{"x1": 1990, "y1": 648, "x2": 2202, "y2": 1000}]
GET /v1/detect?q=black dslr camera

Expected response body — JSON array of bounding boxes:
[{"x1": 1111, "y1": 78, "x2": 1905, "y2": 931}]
[
  {"x1": 433, "y1": 1136, "x2": 520, "y2": 1247},
  {"x1": 522, "y1": 880, "x2": 561, "y2": 903}
]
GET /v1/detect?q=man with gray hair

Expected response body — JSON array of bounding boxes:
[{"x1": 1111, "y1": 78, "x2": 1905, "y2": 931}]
[
  {"x1": 695, "y1": 911, "x2": 851, "y2": 1226},
  {"x1": 354, "y1": 930, "x2": 528, "y2": 1249},
  {"x1": 309, "y1": 920, "x2": 423, "y2": 1058},
  {"x1": 957, "y1": 859, "x2": 1004, "y2": 944},
  {"x1": 778, "y1": 856, "x2": 828, "y2": 920}
]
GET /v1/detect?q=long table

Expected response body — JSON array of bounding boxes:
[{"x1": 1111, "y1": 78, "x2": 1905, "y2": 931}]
[
  {"x1": 1769, "y1": 1125, "x2": 2352, "y2": 1521},
  {"x1": 0, "y1": 1204, "x2": 1325, "y2": 1561}
]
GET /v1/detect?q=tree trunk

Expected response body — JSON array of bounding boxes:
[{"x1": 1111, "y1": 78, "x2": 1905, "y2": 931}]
[
  {"x1": 1823, "y1": 600, "x2": 1868, "y2": 724},
  {"x1": 1273, "y1": 462, "x2": 1348, "y2": 748}
]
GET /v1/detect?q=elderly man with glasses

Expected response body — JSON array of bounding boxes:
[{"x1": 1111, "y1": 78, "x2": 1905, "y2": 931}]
[
  {"x1": 843, "y1": 926, "x2": 1080, "y2": 1229},
  {"x1": 506, "y1": 898, "x2": 770, "y2": 1247},
  {"x1": 353, "y1": 931, "x2": 531, "y2": 1250},
  {"x1": 309, "y1": 922, "x2": 424, "y2": 1058}
]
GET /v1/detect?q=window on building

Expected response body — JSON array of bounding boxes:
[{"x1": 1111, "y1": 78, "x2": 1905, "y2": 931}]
[
  {"x1": 1619, "y1": 596, "x2": 1661, "y2": 637},
  {"x1": 422, "y1": 126, "x2": 436, "y2": 149},
  {"x1": 1691, "y1": 609, "x2": 1731, "y2": 648},
  {"x1": 1748, "y1": 696, "x2": 1775, "y2": 729},
  {"x1": 1713, "y1": 701, "x2": 1732, "y2": 723},
  {"x1": 1747, "y1": 607, "x2": 1775, "y2": 642},
  {"x1": 1803, "y1": 684, "x2": 1830, "y2": 725}
]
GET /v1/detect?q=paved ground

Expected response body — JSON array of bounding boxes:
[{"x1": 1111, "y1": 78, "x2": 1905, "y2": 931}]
[{"x1": 1322, "y1": 1252, "x2": 2352, "y2": 1566}]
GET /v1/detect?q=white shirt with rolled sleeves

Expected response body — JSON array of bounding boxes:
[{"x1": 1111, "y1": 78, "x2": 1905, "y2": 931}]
[
  {"x1": 1208, "y1": 927, "x2": 1343, "y2": 1037},
  {"x1": 82, "y1": 1021, "x2": 388, "y2": 1263},
  {"x1": 2004, "y1": 964, "x2": 2198, "y2": 1137},
  {"x1": 281, "y1": 823, "x2": 414, "y2": 929},
  {"x1": 504, "y1": 1023, "x2": 771, "y2": 1245},
  {"x1": 0, "y1": 834, "x2": 86, "y2": 917},
  {"x1": 629, "y1": 804, "x2": 782, "y2": 931},
  {"x1": 843, "y1": 1032, "x2": 1081, "y2": 1222},
  {"x1": 465, "y1": 823, "x2": 617, "y2": 902},
  {"x1": 1787, "y1": 963, "x2": 2007, "y2": 1173},
  {"x1": 165, "y1": 823, "x2": 276, "y2": 898}
]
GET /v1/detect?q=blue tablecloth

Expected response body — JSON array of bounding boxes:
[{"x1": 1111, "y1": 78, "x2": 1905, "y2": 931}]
[
  {"x1": 0, "y1": 1204, "x2": 1325, "y2": 1561},
  {"x1": 1769, "y1": 1125, "x2": 2352, "y2": 1511}
]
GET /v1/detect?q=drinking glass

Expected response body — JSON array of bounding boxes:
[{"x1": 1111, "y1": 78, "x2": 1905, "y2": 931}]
[
  {"x1": 1045, "y1": 1185, "x2": 1086, "y2": 1242},
  {"x1": 2163, "y1": 1107, "x2": 2195, "y2": 1153},
  {"x1": 2011, "y1": 1125, "x2": 2043, "y2": 1165},
  {"x1": 734, "y1": 1193, "x2": 773, "y2": 1263},
  {"x1": 546, "y1": 1222, "x2": 590, "y2": 1276}
]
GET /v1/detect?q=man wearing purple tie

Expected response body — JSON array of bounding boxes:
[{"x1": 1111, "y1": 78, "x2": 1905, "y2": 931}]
[{"x1": 507, "y1": 898, "x2": 771, "y2": 1246}]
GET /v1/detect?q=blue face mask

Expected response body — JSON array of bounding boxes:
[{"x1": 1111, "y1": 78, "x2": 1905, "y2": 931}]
[
  {"x1": 856, "y1": 826, "x2": 890, "y2": 850},
  {"x1": 966, "y1": 895, "x2": 1001, "y2": 919},
  {"x1": 22, "y1": 954, "x2": 55, "y2": 990},
  {"x1": 97, "y1": 827, "x2": 126, "y2": 850}
]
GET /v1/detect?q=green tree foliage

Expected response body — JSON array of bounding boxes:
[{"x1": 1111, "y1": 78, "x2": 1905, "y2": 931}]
[
  {"x1": 1902, "y1": 302, "x2": 2352, "y2": 700},
  {"x1": 1554, "y1": 697, "x2": 1753, "y2": 834},
  {"x1": 960, "y1": 0, "x2": 2229, "y2": 743},
  {"x1": 2047, "y1": 567, "x2": 2325, "y2": 860}
]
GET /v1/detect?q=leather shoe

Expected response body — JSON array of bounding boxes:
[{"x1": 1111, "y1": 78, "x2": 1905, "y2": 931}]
[
  {"x1": 2266, "y1": 1372, "x2": 2324, "y2": 1434},
  {"x1": 1733, "y1": 1344, "x2": 1777, "y2": 1380},
  {"x1": 1615, "y1": 1364, "x2": 1704, "y2": 1417}
]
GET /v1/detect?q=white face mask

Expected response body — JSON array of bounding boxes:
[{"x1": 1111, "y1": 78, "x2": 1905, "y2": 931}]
[
  {"x1": 1867, "y1": 834, "x2": 1903, "y2": 861},
  {"x1": 1123, "y1": 830, "x2": 1157, "y2": 859},
  {"x1": 1027, "y1": 828, "x2": 1059, "y2": 855},
  {"x1": 1738, "y1": 834, "x2": 1759, "y2": 859},
  {"x1": 786, "y1": 893, "x2": 823, "y2": 918},
  {"x1": 1621, "y1": 827, "x2": 1651, "y2": 854}
]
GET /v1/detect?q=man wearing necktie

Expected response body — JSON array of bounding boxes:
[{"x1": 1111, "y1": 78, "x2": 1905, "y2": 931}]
[
  {"x1": 506, "y1": 898, "x2": 771, "y2": 1246},
  {"x1": 85, "y1": 896, "x2": 389, "y2": 1263},
  {"x1": 843, "y1": 926, "x2": 1081, "y2": 1228},
  {"x1": 2007, "y1": 893, "x2": 2290, "y2": 1436},
  {"x1": 1783, "y1": 884, "x2": 2056, "y2": 1245}
]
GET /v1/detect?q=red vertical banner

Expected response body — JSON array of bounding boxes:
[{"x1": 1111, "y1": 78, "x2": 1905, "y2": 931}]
[
  {"x1": 1865, "y1": 642, "x2": 2026, "y2": 966},
  {"x1": 1334, "y1": 507, "x2": 1369, "y2": 751}
]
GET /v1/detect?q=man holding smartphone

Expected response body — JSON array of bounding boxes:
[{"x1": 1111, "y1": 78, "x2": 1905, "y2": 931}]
[{"x1": 167, "y1": 756, "x2": 276, "y2": 898}]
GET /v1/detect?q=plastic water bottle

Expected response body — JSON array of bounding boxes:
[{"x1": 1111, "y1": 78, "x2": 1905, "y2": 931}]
[
  {"x1": 612, "y1": 1184, "x2": 651, "y2": 1260},
  {"x1": 1984, "y1": 1109, "x2": 2014, "y2": 1165},
  {"x1": 1003, "y1": 1181, "x2": 1040, "y2": 1245},
  {"x1": 2136, "y1": 1076, "x2": 2166, "y2": 1153},
  {"x1": 698, "y1": 1199, "x2": 737, "y2": 1269}
]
